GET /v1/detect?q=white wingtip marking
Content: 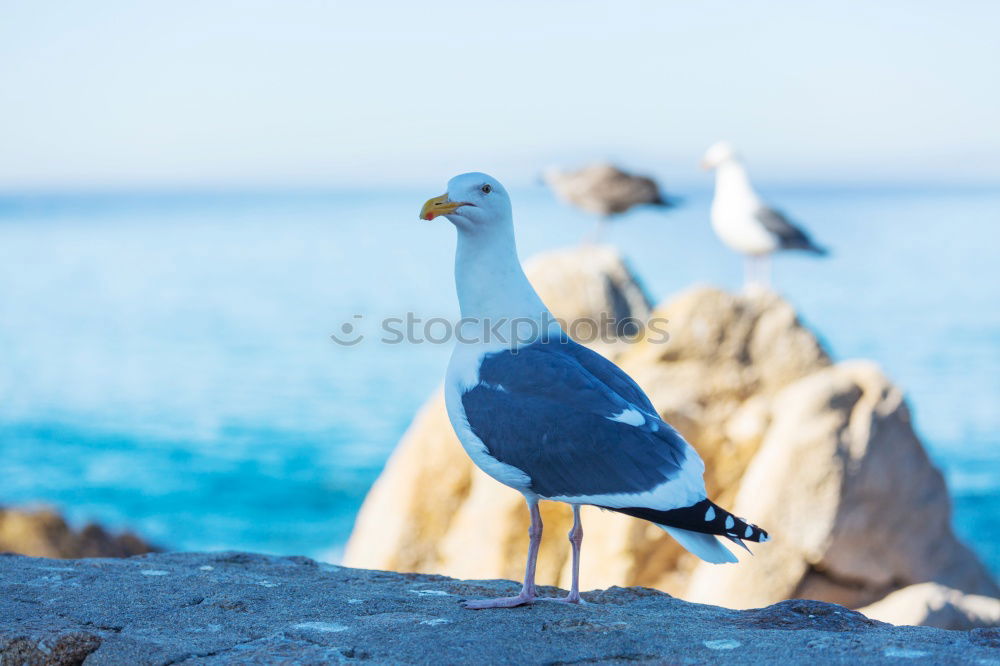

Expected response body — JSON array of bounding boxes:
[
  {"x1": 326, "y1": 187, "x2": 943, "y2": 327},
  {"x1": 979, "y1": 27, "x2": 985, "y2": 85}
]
[
  {"x1": 608, "y1": 407, "x2": 645, "y2": 427},
  {"x1": 744, "y1": 525, "x2": 753, "y2": 538},
  {"x1": 705, "y1": 506, "x2": 716, "y2": 521},
  {"x1": 725, "y1": 515, "x2": 735, "y2": 530}
]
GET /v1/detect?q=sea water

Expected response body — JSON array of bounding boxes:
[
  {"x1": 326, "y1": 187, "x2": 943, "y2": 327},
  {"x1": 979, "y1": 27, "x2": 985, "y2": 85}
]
[{"x1": 0, "y1": 185, "x2": 996, "y2": 571}]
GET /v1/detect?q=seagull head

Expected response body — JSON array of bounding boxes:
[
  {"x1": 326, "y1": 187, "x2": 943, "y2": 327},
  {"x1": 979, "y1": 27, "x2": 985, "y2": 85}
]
[
  {"x1": 701, "y1": 141, "x2": 738, "y2": 170},
  {"x1": 420, "y1": 172, "x2": 512, "y2": 232}
]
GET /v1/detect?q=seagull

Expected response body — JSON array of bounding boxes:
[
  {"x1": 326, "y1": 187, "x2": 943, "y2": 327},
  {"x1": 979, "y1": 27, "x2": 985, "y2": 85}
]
[
  {"x1": 419, "y1": 172, "x2": 768, "y2": 610},
  {"x1": 542, "y1": 163, "x2": 677, "y2": 241},
  {"x1": 701, "y1": 141, "x2": 827, "y2": 288}
]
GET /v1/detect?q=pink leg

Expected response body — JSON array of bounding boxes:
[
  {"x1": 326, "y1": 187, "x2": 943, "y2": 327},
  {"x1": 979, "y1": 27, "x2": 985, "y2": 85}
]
[
  {"x1": 462, "y1": 499, "x2": 542, "y2": 610},
  {"x1": 558, "y1": 504, "x2": 584, "y2": 604}
]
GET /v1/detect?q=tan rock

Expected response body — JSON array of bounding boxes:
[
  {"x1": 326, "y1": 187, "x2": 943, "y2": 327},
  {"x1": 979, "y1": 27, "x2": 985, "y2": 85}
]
[
  {"x1": 567, "y1": 286, "x2": 832, "y2": 592},
  {"x1": 523, "y1": 244, "x2": 652, "y2": 349},
  {"x1": 0, "y1": 506, "x2": 155, "y2": 558},
  {"x1": 860, "y1": 582, "x2": 1000, "y2": 630},
  {"x1": 684, "y1": 361, "x2": 1000, "y2": 610},
  {"x1": 343, "y1": 246, "x2": 999, "y2": 628}
]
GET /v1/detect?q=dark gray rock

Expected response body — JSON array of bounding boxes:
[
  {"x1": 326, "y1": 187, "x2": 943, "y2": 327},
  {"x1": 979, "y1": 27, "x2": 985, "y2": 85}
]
[{"x1": 1, "y1": 552, "x2": 995, "y2": 665}]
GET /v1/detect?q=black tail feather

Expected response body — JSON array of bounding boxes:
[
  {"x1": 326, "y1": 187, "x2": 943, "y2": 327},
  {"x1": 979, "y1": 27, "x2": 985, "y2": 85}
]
[{"x1": 607, "y1": 499, "x2": 769, "y2": 544}]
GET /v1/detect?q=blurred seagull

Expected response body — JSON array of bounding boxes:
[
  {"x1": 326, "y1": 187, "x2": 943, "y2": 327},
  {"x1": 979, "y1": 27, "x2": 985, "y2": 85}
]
[
  {"x1": 419, "y1": 172, "x2": 768, "y2": 610},
  {"x1": 542, "y1": 163, "x2": 677, "y2": 241},
  {"x1": 701, "y1": 141, "x2": 827, "y2": 288}
]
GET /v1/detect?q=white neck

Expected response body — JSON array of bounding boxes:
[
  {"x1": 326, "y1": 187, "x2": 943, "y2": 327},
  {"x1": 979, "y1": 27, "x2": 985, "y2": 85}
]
[
  {"x1": 714, "y1": 159, "x2": 759, "y2": 204},
  {"x1": 454, "y1": 219, "x2": 551, "y2": 326}
]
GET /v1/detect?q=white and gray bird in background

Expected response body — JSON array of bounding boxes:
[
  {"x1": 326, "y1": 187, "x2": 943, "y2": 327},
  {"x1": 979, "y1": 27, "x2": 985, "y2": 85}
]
[
  {"x1": 701, "y1": 141, "x2": 827, "y2": 288},
  {"x1": 542, "y1": 163, "x2": 678, "y2": 241}
]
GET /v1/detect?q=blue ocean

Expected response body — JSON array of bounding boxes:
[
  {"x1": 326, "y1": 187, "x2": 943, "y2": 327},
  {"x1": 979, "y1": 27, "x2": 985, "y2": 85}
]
[{"x1": 0, "y1": 185, "x2": 997, "y2": 572}]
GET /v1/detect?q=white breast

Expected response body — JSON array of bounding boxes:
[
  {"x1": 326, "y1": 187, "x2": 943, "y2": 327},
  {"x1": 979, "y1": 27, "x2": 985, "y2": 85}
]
[
  {"x1": 711, "y1": 200, "x2": 778, "y2": 256},
  {"x1": 710, "y1": 160, "x2": 778, "y2": 256},
  {"x1": 444, "y1": 342, "x2": 534, "y2": 494}
]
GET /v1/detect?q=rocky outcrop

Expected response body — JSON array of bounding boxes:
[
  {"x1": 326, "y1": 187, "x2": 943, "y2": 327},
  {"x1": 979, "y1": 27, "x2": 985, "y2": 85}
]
[
  {"x1": 860, "y1": 583, "x2": 1000, "y2": 630},
  {"x1": 522, "y1": 244, "x2": 652, "y2": 343},
  {"x1": 0, "y1": 506, "x2": 156, "y2": 558},
  {"x1": 344, "y1": 246, "x2": 999, "y2": 630},
  {"x1": 4, "y1": 552, "x2": 999, "y2": 665},
  {"x1": 684, "y1": 361, "x2": 999, "y2": 611}
]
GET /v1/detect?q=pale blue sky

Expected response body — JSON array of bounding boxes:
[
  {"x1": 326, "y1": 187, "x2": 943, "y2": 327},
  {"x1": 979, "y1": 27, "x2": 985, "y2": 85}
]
[{"x1": 2, "y1": 1, "x2": 999, "y2": 189}]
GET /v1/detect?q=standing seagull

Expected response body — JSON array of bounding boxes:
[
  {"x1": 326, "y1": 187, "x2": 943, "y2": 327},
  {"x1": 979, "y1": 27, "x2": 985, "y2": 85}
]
[
  {"x1": 701, "y1": 141, "x2": 827, "y2": 288},
  {"x1": 542, "y1": 163, "x2": 677, "y2": 241},
  {"x1": 420, "y1": 173, "x2": 768, "y2": 610}
]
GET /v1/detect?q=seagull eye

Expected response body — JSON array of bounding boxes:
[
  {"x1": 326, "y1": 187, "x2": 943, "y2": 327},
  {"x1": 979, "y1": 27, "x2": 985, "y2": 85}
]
[{"x1": 481, "y1": 184, "x2": 492, "y2": 194}]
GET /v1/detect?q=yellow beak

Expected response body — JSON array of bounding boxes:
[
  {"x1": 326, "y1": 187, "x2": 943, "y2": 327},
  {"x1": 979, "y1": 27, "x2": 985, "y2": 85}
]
[{"x1": 420, "y1": 193, "x2": 468, "y2": 220}]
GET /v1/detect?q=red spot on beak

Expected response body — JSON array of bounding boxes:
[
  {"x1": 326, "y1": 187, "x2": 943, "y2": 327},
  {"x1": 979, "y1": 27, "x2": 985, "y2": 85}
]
[{"x1": 426, "y1": 213, "x2": 436, "y2": 220}]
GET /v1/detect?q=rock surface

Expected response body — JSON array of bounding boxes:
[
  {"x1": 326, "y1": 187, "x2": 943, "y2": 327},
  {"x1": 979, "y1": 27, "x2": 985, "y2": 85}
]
[
  {"x1": 0, "y1": 506, "x2": 156, "y2": 559},
  {"x1": 3, "y1": 552, "x2": 998, "y2": 665},
  {"x1": 344, "y1": 246, "x2": 999, "y2": 630},
  {"x1": 860, "y1": 582, "x2": 1000, "y2": 631}
]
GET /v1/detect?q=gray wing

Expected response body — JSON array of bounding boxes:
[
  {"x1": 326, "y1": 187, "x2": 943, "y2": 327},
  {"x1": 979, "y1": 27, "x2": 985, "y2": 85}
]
[
  {"x1": 460, "y1": 338, "x2": 691, "y2": 498},
  {"x1": 755, "y1": 206, "x2": 827, "y2": 254}
]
